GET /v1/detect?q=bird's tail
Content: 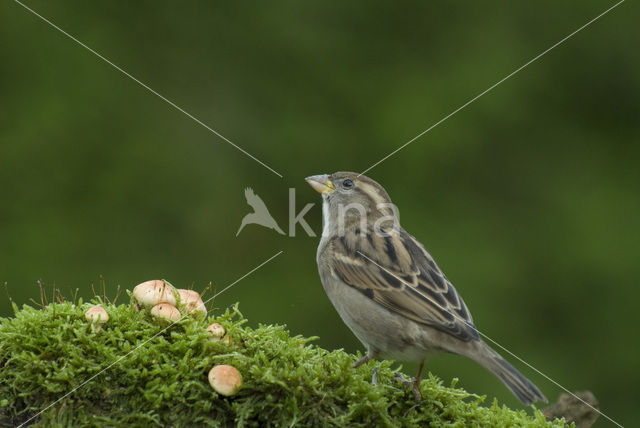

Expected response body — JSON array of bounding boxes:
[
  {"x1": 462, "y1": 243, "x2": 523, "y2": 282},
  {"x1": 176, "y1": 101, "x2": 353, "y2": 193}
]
[{"x1": 473, "y1": 341, "x2": 547, "y2": 406}]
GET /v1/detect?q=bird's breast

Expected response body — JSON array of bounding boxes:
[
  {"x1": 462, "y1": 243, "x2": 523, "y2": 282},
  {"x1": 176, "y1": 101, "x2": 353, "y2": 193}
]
[{"x1": 316, "y1": 255, "x2": 438, "y2": 361}]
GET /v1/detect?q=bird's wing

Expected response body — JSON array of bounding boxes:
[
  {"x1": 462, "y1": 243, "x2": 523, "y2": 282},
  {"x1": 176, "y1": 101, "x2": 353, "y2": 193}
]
[
  {"x1": 329, "y1": 229, "x2": 479, "y2": 342},
  {"x1": 244, "y1": 187, "x2": 270, "y2": 213}
]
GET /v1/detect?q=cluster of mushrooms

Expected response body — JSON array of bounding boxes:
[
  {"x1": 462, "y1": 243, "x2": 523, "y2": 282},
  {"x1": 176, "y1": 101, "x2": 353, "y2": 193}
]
[{"x1": 83, "y1": 279, "x2": 242, "y2": 397}]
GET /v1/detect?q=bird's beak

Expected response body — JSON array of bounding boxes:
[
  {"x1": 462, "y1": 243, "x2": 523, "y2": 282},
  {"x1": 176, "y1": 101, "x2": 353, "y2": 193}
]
[{"x1": 305, "y1": 175, "x2": 336, "y2": 194}]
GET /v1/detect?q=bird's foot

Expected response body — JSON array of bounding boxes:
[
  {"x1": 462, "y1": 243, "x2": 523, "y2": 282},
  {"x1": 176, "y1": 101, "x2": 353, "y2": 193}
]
[
  {"x1": 353, "y1": 355, "x2": 370, "y2": 368},
  {"x1": 353, "y1": 352, "x2": 376, "y2": 369},
  {"x1": 394, "y1": 373, "x2": 422, "y2": 402},
  {"x1": 411, "y1": 384, "x2": 422, "y2": 402},
  {"x1": 353, "y1": 351, "x2": 379, "y2": 386},
  {"x1": 393, "y1": 372, "x2": 413, "y2": 386}
]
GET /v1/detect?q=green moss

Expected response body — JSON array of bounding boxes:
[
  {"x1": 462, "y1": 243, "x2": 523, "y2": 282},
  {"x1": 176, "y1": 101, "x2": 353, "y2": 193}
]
[{"x1": 0, "y1": 299, "x2": 567, "y2": 427}]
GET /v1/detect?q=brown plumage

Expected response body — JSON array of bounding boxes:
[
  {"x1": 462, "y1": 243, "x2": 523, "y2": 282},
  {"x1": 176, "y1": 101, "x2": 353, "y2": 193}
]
[
  {"x1": 306, "y1": 171, "x2": 547, "y2": 405},
  {"x1": 330, "y1": 227, "x2": 478, "y2": 342}
]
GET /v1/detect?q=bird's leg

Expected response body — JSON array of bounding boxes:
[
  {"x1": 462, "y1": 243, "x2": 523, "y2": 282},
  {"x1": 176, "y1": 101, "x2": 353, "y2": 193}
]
[
  {"x1": 353, "y1": 350, "x2": 378, "y2": 385},
  {"x1": 394, "y1": 360, "x2": 425, "y2": 402},
  {"x1": 353, "y1": 350, "x2": 377, "y2": 368},
  {"x1": 411, "y1": 360, "x2": 425, "y2": 402}
]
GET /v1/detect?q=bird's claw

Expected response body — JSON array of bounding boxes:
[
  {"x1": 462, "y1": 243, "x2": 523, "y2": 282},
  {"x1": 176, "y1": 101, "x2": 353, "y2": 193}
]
[
  {"x1": 393, "y1": 372, "x2": 413, "y2": 386},
  {"x1": 411, "y1": 386, "x2": 422, "y2": 402},
  {"x1": 394, "y1": 373, "x2": 422, "y2": 402},
  {"x1": 371, "y1": 367, "x2": 378, "y2": 386},
  {"x1": 353, "y1": 353, "x2": 373, "y2": 368}
]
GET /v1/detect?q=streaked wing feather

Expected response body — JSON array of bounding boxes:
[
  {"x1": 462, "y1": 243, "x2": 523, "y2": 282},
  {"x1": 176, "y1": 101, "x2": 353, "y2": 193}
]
[{"x1": 331, "y1": 229, "x2": 479, "y2": 342}]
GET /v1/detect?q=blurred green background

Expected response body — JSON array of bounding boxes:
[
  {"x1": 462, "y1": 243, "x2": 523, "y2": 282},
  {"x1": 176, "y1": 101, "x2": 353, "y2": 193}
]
[{"x1": 1, "y1": 1, "x2": 638, "y2": 425}]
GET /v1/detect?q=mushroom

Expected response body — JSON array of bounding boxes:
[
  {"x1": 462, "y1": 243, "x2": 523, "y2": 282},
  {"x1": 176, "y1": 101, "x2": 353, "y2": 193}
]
[
  {"x1": 206, "y1": 323, "x2": 226, "y2": 341},
  {"x1": 85, "y1": 305, "x2": 109, "y2": 331},
  {"x1": 208, "y1": 365, "x2": 242, "y2": 396},
  {"x1": 177, "y1": 289, "x2": 207, "y2": 316},
  {"x1": 150, "y1": 303, "x2": 181, "y2": 321},
  {"x1": 221, "y1": 335, "x2": 233, "y2": 346},
  {"x1": 133, "y1": 280, "x2": 177, "y2": 307}
]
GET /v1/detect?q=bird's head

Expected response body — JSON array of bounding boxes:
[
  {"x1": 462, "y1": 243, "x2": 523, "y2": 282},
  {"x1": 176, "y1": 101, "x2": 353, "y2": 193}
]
[{"x1": 306, "y1": 172, "x2": 399, "y2": 235}]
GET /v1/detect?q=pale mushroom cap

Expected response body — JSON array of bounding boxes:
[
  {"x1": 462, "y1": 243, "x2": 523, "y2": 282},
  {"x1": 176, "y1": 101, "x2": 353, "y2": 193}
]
[
  {"x1": 208, "y1": 365, "x2": 242, "y2": 396},
  {"x1": 85, "y1": 305, "x2": 109, "y2": 324},
  {"x1": 206, "y1": 323, "x2": 226, "y2": 339},
  {"x1": 177, "y1": 288, "x2": 207, "y2": 316},
  {"x1": 178, "y1": 289, "x2": 200, "y2": 301},
  {"x1": 133, "y1": 280, "x2": 177, "y2": 307},
  {"x1": 150, "y1": 303, "x2": 181, "y2": 321}
]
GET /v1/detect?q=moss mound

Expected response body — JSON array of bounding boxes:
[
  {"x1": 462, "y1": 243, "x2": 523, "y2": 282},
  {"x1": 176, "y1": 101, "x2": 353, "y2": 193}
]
[{"x1": 0, "y1": 300, "x2": 566, "y2": 427}]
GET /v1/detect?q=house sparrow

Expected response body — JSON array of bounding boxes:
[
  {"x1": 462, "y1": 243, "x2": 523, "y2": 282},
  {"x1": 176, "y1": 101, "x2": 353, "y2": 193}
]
[{"x1": 306, "y1": 171, "x2": 547, "y2": 405}]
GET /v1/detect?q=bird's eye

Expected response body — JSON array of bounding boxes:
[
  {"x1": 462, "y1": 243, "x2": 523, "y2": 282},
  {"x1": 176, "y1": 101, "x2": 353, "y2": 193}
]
[{"x1": 342, "y1": 179, "x2": 354, "y2": 189}]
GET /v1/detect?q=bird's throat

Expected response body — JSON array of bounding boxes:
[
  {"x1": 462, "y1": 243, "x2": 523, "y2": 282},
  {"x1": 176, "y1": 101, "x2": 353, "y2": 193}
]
[{"x1": 321, "y1": 197, "x2": 331, "y2": 239}]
